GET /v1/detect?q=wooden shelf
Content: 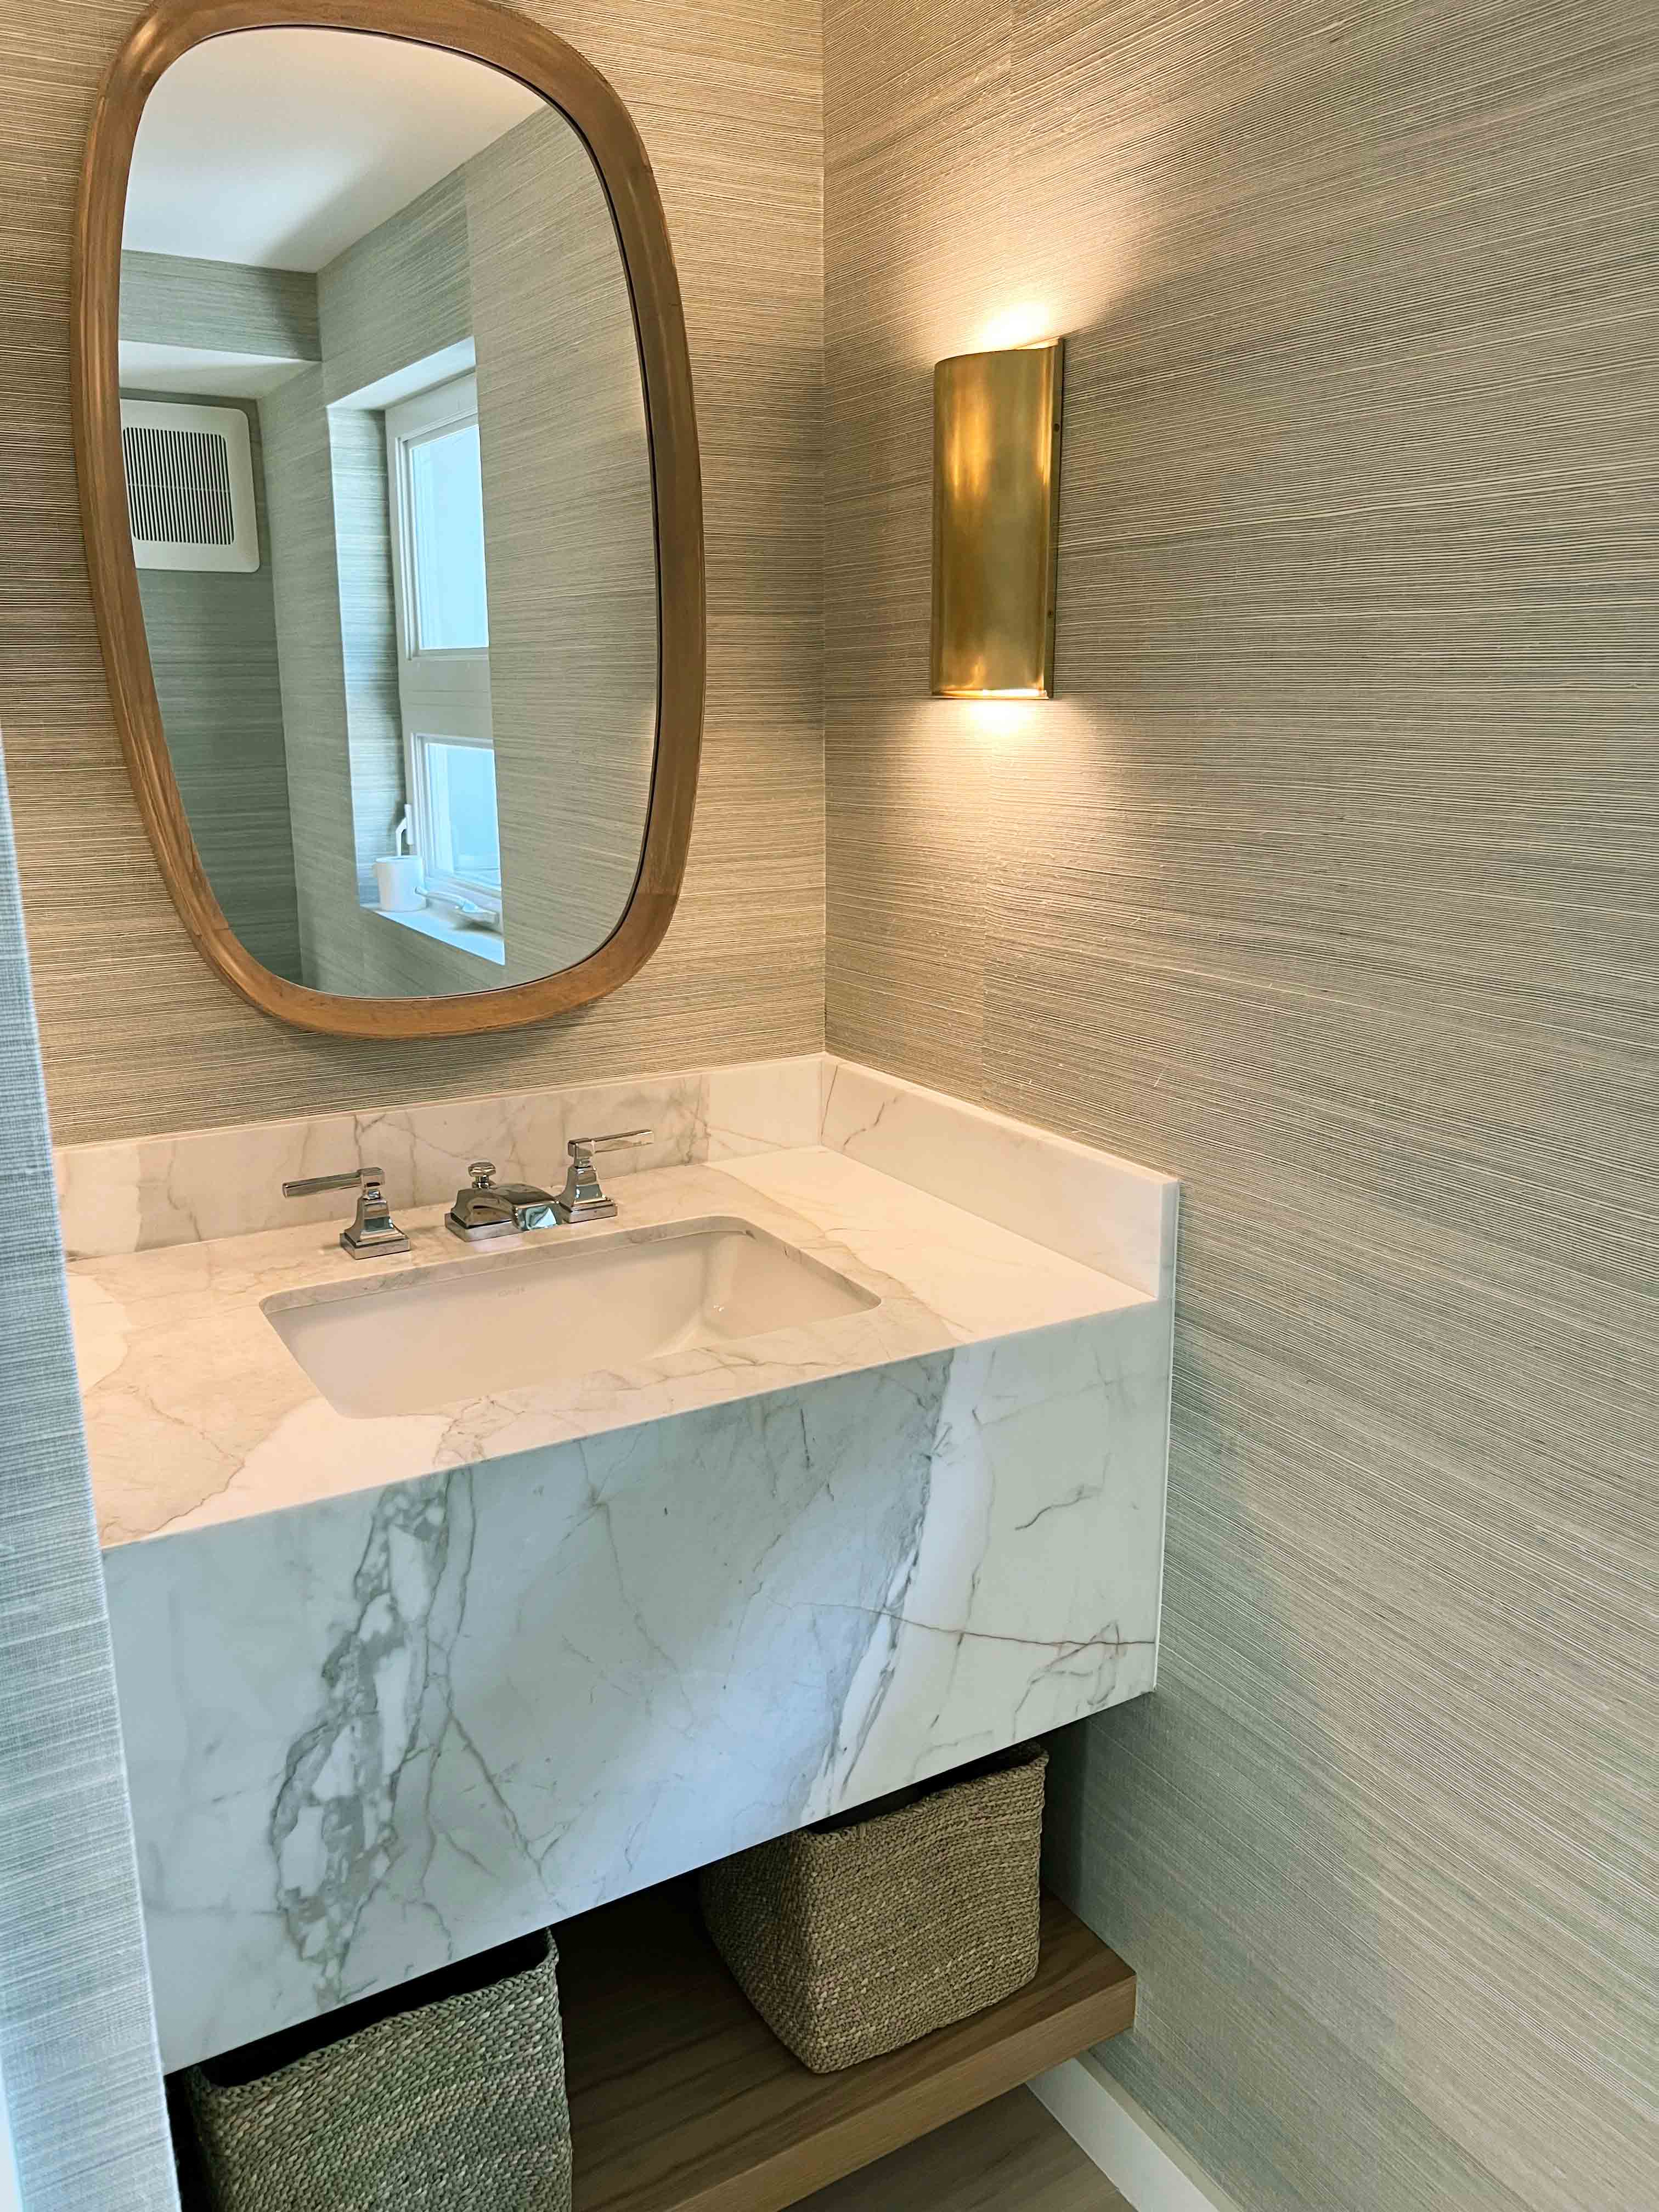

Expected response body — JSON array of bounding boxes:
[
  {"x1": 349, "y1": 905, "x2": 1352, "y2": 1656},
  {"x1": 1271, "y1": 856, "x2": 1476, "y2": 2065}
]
[{"x1": 560, "y1": 1879, "x2": 1135, "y2": 2212}]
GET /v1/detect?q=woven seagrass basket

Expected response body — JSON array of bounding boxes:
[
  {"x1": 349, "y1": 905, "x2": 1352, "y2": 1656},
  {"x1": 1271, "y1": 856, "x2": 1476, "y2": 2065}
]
[
  {"x1": 183, "y1": 1930, "x2": 571, "y2": 2212},
  {"x1": 699, "y1": 1740, "x2": 1047, "y2": 2073}
]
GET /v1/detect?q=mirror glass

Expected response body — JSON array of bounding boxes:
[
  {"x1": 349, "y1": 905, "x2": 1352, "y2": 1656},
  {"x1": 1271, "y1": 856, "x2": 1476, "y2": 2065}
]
[{"x1": 120, "y1": 29, "x2": 657, "y2": 996}]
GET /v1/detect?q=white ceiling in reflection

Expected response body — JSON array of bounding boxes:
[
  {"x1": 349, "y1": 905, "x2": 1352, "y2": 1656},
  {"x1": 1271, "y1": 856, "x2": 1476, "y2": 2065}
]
[{"x1": 124, "y1": 27, "x2": 543, "y2": 272}]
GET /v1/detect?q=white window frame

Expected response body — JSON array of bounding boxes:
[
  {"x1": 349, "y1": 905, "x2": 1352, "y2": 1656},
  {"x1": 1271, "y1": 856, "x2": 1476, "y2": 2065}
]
[{"x1": 385, "y1": 373, "x2": 501, "y2": 916}]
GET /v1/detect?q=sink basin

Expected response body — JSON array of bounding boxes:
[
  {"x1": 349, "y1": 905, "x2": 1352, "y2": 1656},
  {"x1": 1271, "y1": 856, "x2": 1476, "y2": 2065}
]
[{"x1": 263, "y1": 1215, "x2": 879, "y2": 1419}]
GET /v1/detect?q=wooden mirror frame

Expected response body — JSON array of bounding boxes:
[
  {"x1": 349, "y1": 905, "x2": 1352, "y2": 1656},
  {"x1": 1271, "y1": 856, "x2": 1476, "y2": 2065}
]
[{"x1": 72, "y1": 0, "x2": 703, "y2": 1039}]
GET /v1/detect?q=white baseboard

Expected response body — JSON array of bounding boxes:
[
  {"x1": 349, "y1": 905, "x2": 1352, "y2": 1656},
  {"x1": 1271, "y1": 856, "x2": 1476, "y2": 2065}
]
[
  {"x1": 0, "y1": 2061, "x2": 22, "y2": 2212},
  {"x1": 1030, "y1": 2051, "x2": 1244, "y2": 2212}
]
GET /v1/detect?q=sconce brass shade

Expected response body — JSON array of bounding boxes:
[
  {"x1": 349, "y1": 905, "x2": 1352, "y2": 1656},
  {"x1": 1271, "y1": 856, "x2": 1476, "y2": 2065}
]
[{"x1": 931, "y1": 340, "x2": 1064, "y2": 698}]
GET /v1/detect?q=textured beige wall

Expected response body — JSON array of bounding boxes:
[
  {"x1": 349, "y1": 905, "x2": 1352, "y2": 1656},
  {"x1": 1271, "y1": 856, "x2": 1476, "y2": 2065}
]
[
  {"x1": 0, "y1": 0, "x2": 823, "y2": 1145},
  {"x1": 824, "y1": 4, "x2": 1656, "y2": 2211}
]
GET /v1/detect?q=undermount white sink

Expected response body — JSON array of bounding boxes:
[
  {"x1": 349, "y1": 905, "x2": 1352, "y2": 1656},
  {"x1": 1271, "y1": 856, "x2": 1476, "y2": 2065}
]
[{"x1": 263, "y1": 1215, "x2": 879, "y2": 1419}]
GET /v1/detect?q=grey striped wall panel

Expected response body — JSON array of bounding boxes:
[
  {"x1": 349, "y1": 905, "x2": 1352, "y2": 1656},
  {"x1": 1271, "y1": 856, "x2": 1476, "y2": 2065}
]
[
  {"x1": 129, "y1": 390, "x2": 303, "y2": 983},
  {"x1": 822, "y1": 3, "x2": 1658, "y2": 2209},
  {"x1": 120, "y1": 250, "x2": 318, "y2": 360}
]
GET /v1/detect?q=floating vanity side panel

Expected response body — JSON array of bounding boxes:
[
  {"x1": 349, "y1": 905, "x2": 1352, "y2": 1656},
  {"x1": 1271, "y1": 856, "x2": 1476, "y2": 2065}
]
[{"x1": 103, "y1": 1308, "x2": 1168, "y2": 2069}]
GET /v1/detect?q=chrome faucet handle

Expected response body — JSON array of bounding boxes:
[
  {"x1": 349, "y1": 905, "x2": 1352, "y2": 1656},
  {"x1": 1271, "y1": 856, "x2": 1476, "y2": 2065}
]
[
  {"x1": 281, "y1": 1165, "x2": 410, "y2": 1259},
  {"x1": 566, "y1": 1130, "x2": 652, "y2": 1164},
  {"x1": 468, "y1": 1161, "x2": 497, "y2": 1188},
  {"x1": 283, "y1": 1165, "x2": 386, "y2": 1198},
  {"x1": 555, "y1": 1128, "x2": 652, "y2": 1224}
]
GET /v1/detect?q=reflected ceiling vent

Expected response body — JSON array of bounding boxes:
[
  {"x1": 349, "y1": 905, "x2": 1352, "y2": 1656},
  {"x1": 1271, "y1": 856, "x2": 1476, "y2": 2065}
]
[{"x1": 120, "y1": 398, "x2": 259, "y2": 572}]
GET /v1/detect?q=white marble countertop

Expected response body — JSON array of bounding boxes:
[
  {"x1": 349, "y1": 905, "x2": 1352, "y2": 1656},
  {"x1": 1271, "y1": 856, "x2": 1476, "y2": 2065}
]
[
  {"x1": 80, "y1": 1062, "x2": 1178, "y2": 2066},
  {"x1": 72, "y1": 1146, "x2": 1148, "y2": 1548}
]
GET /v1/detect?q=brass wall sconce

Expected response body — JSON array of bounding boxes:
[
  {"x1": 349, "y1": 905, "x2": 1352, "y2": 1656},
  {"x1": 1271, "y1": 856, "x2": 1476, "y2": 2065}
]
[{"x1": 930, "y1": 340, "x2": 1065, "y2": 698}]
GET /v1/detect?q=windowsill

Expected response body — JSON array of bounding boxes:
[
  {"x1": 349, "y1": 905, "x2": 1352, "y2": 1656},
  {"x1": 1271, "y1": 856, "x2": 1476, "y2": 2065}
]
[{"x1": 371, "y1": 904, "x2": 506, "y2": 966}]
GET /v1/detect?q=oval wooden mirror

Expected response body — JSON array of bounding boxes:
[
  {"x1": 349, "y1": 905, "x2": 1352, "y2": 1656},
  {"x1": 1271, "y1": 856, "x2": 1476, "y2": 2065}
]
[{"x1": 73, "y1": 0, "x2": 703, "y2": 1038}]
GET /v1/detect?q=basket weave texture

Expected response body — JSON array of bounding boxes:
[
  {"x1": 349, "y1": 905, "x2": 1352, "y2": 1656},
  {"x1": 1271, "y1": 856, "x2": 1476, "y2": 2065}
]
[
  {"x1": 184, "y1": 1940, "x2": 571, "y2": 2212},
  {"x1": 699, "y1": 1742, "x2": 1047, "y2": 2073}
]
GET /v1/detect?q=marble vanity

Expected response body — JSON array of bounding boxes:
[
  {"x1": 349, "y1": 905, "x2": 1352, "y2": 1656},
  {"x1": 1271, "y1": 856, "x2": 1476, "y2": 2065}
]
[{"x1": 62, "y1": 1057, "x2": 1177, "y2": 2069}]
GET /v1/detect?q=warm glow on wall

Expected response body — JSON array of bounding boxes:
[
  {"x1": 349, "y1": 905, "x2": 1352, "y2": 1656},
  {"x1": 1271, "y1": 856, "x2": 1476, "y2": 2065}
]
[
  {"x1": 964, "y1": 696, "x2": 1041, "y2": 741},
  {"x1": 973, "y1": 303, "x2": 1056, "y2": 352},
  {"x1": 930, "y1": 341, "x2": 1064, "y2": 699}
]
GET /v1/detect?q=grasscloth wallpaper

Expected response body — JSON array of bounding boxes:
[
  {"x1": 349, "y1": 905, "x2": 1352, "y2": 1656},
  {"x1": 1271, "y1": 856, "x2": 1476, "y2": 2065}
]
[
  {"x1": 1, "y1": 2, "x2": 1655, "y2": 2208},
  {"x1": 0, "y1": 748, "x2": 175, "y2": 2209},
  {"x1": 0, "y1": 0, "x2": 823, "y2": 1145},
  {"x1": 823, "y1": 3, "x2": 1656, "y2": 2210}
]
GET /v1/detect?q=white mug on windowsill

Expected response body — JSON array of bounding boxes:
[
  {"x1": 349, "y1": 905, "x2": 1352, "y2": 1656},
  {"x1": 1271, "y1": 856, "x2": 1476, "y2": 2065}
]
[{"x1": 375, "y1": 855, "x2": 426, "y2": 913}]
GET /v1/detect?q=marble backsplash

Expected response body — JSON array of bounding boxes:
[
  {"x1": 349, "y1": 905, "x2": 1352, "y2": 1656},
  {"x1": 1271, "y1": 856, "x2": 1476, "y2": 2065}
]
[
  {"x1": 820, "y1": 1058, "x2": 1174, "y2": 1299},
  {"x1": 55, "y1": 1055, "x2": 826, "y2": 1260},
  {"x1": 56, "y1": 1053, "x2": 1176, "y2": 1288}
]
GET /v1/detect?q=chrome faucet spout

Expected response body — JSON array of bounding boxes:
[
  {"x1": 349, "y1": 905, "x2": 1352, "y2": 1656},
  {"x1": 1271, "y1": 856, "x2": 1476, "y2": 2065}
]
[{"x1": 444, "y1": 1160, "x2": 559, "y2": 1243}]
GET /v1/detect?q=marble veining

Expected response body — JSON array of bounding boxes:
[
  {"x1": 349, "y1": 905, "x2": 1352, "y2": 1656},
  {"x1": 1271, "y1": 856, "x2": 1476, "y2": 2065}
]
[
  {"x1": 56, "y1": 1053, "x2": 825, "y2": 1260},
  {"x1": 74, "y1": 1056, "x2": 1177, "y2": 2069},
  {"x1": 108, "y1": 1308, "x2": 1165, "y2": 2067},
  {"x1": 75, "y1": 1155, "x2": 1140, "y2": 1545},
  {"x1": 270, "y1": 1471, "x2": 477, "y2": 1999},
  {"x1": 54, "y1": 1051, "x2": 1172, "y2": 1279},
  {"x1": 821, "y1": 1058, "x2": 1175, "y2": 1297}
]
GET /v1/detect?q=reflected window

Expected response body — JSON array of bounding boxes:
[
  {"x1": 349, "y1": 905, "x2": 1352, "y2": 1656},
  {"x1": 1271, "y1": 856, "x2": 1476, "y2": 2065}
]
[
  {"x1": 407, "y1": 420, "x2": 489, "y2": 650},
  {"x1": 411, "y1": 732, "x2": 501, "y2": 894},
  {"x1": 386, "y1": 371, "x2": 503, "y2": 918}
]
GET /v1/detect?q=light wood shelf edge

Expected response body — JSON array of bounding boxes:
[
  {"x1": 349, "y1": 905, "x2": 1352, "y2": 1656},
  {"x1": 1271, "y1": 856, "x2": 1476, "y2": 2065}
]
[{"x1": 560, "y1": 1881, "x2": 1136, "y2": 2212}]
